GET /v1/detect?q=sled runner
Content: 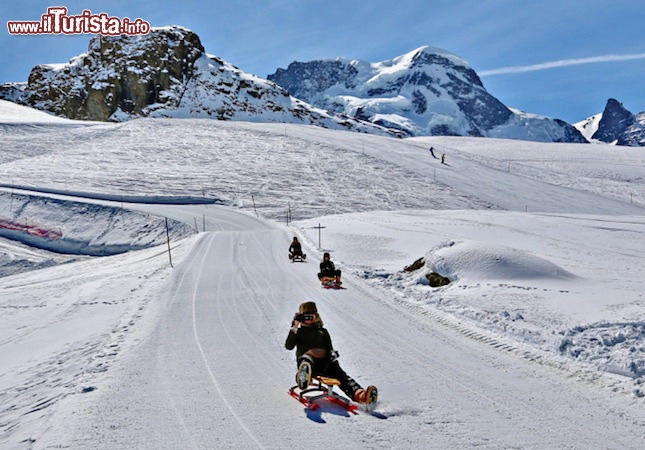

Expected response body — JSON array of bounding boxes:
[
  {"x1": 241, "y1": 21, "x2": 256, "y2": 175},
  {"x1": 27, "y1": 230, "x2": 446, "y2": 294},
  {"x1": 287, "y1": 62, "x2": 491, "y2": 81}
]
[{"x1": 289, "y1": 376, "x2": 358, "y2": 414}]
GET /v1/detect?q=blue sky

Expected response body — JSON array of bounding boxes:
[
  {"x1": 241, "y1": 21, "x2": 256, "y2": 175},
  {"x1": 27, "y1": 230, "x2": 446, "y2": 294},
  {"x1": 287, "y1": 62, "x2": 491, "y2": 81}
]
[{"x1": 1, "y1": 0, "x2": 644, "y2": 123}]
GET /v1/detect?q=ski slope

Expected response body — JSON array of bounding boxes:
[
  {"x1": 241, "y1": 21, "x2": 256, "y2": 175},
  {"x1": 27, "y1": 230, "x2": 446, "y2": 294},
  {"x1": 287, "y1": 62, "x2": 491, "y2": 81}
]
[
  {"x1": 1, "y1": 101, "x2": 645, "y2": 448},
  {"x1": 25, "y1": 206, "x2": 645, "y2": 449}
]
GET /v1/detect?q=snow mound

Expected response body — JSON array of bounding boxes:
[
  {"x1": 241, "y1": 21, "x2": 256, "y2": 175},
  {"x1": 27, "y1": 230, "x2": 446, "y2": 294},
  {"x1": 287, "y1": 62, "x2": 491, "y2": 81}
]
[{"x1": 426, "y1": 240, "x2": 576, "y2": 282}]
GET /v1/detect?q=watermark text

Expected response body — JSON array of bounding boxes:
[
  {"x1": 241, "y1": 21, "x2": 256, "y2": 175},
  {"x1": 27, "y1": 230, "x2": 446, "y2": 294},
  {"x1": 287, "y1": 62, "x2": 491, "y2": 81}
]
[{"x1": 7, "y1": 7, "x2": 150, "y2": 36}]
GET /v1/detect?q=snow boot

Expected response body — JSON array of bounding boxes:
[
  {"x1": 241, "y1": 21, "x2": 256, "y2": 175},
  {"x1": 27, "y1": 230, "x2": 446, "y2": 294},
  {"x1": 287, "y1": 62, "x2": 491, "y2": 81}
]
[
  {"x1": 353, "y1": 385, "x2": 378, "y2": 404},
  {"x1": 296, "y1": 359, "x2": 312, "y2": 390},
  {"x1": 366, "y1": 385, "x2": 378, "y2": 404}
]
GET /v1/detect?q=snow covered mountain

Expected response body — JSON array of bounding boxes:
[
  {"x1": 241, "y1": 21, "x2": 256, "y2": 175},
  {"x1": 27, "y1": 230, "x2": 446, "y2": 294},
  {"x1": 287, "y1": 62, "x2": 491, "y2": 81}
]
[
  {"x1": 268, "y1": 47, "x2": 587, "y2": 143},
  {"x1": 0, "y1": 26, "x2": 397, "y2": 135},
  {"x1": 574, "y1": 98, "x2": 645, "y2": 146}
]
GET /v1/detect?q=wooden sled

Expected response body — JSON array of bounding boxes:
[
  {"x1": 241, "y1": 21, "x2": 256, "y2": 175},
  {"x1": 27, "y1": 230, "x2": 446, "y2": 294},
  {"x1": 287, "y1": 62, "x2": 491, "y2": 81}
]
[{"x1": 289, "y1": 376, "x2": 358, "y2": 414}]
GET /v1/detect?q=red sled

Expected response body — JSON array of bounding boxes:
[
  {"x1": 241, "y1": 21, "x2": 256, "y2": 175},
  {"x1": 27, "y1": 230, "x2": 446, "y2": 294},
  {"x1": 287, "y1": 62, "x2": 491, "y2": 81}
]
[
  {"x1": 288, "y1": 376, "x2": 358, "y2": 414},
  {"x1": 320, "y1": 278, "x2": 345, "y2": 289}
]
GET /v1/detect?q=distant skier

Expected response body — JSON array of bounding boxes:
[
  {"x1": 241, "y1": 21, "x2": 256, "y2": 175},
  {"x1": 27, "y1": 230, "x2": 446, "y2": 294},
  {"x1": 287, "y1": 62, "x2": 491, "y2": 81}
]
[
  {"x1": 285, "y1": 301, "x2": 377, "y2": 405},
  {"x1": 429, "y1": 146, "x2": 438, "y2": 158},
  {"x1": 289, "y1": 237, "x2": 306, "y2": 261},
  {"x1": 441, "y1": 153, "x2": 446, "y2": 164},
  {"x1": 317, "y1": 252, "x2": 341, "y2": 285}
]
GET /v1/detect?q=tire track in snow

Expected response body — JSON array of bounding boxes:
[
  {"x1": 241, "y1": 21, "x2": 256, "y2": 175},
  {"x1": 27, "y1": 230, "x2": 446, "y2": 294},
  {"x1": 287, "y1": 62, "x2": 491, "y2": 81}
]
[{"x1": 190, "y1": 232, "x2": 266, "y2": 450}]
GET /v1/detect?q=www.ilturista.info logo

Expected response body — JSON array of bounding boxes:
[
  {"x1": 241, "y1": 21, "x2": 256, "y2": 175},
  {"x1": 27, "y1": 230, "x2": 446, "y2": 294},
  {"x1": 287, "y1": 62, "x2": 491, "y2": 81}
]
[{"x1": 7, "y1": 7, "x2": 151, "y2": 36}]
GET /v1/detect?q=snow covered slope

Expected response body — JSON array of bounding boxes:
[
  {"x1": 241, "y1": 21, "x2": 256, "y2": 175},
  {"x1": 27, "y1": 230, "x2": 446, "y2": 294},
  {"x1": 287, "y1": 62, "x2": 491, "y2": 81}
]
[
  {"x1": 268, "y1": 46, "x2": 587, "y2": 143},
  {"x1": 0, "y1": 99, "x2": 78, "y2": 124},
  {"x1": 574, "y1": 112, "x2": 603, "y2": 142},
  {"x1": 1, "y1": 103, "x2": 645, "y2": 448}
]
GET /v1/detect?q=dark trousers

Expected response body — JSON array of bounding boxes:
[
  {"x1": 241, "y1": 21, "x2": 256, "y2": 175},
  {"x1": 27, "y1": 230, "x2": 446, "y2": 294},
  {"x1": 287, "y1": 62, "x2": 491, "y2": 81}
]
[
  {"x1": 318, "y1": 269, "x2": 341, "y2": 279},
  {"x1": 298, "y1": 355, "x2": 361, "y2": 399}
]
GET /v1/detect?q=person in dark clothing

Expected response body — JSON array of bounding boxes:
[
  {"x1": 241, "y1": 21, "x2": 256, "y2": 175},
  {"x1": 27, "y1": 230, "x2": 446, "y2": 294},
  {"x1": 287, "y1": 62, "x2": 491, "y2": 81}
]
[
  {"x1": 289, "y1": 237, "x2": 306, "y2": 260},
  {"x1": 317, "y1": 252, "x2": 341, "y2": 284},
  {"x1": 285, "y1": 301, "x2": 377, "y2": 404}
]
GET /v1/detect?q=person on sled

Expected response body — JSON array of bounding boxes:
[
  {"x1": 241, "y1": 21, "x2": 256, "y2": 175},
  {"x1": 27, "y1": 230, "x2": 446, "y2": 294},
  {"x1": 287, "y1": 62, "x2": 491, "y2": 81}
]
[
  {"x1": 289, "y1": 237, "x2": 306, "y2": 260},
  {"x1": 285, "y1": 301, "x2": 377, "y2": 404},
  {"x1": 317, "y1": 252, "x2": 341, "y2": 285}
]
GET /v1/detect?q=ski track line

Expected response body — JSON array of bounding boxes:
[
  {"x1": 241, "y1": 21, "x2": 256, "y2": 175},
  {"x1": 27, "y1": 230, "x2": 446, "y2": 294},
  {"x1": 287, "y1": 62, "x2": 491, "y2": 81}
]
[
  {"x1": 161, "y1": 235, "x2": 211, "y2": 450},
  {"x1": 157, "y1": 237, "x2": 211, "y2": 450},
  {"x1": 212, "y1": 234, "x2": 280, "y2": 381},
  {"x1": 191, "y1": 232, "x2": 266, "y2": 450},
  {"x1": 208, "y1": 229, "x2": 308, "y2": 398}
]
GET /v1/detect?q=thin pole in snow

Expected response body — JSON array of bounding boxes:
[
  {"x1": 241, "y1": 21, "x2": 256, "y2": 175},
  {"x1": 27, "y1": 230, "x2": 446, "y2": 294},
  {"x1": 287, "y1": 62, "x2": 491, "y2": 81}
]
[
  {"x1": 165, "y1": 217, "x2": 174, "y2": 268},
  {"x1": 312, "y1": 223, "x2": 326, "y2": 249}
]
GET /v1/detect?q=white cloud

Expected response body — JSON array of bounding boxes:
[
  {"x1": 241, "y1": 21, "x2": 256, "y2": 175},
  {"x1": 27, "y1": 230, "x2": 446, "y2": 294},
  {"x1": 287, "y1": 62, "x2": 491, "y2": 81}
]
[{"x1": 480, "y1": 53, "x2": 645, "y2": 76}]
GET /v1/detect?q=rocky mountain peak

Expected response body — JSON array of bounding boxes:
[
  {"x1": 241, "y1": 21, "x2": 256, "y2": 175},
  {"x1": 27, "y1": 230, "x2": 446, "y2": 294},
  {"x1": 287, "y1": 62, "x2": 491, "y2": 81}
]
[
  {"x1": 0, "y1": 26, "x2": 397, "y2": 135},
  {"x1": 268, "y1": 47, "x2": 586, "y2": 143},
  {"x1": 592, "y1": 98, "x2": 635, "y2": 144}
]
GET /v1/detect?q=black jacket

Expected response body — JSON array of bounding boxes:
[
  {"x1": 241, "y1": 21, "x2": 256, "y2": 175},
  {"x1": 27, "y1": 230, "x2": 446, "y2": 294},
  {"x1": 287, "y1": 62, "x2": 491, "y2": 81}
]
[
  {"x1": 319, "y1": 260, "x2": 336, "y2": 272},
  {"x1": 289, "y1": 241, "x2": 302, "y2": 254},
  {"x1": 285, "y1": 323, "x2": 334, "y2": 359}
]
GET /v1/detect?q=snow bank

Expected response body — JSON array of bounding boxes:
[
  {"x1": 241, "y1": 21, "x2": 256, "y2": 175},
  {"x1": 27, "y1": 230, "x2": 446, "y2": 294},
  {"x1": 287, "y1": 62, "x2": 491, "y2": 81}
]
[{"x1": 0, "y1": 191, "x2": 195, "y2": 257}]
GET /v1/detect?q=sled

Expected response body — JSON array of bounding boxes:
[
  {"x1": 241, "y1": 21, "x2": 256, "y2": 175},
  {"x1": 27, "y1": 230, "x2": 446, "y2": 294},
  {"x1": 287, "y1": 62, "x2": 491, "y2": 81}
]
[
  {"x1": 321, "y1": 278, "x2": 344, "y2": 289},
  {"x1": 289, "y1": 376, "x2": 358, "y2": 414},
  {"x1": 290, "y1": 254, "x2": 306, "y2": 262}
]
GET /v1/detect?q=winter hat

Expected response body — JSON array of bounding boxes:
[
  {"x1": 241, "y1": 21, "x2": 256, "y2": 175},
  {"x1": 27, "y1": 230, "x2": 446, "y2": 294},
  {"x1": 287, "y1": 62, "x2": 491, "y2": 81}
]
[{"x1": 299, "y1": 301, "x2": 318, "y2": 314}]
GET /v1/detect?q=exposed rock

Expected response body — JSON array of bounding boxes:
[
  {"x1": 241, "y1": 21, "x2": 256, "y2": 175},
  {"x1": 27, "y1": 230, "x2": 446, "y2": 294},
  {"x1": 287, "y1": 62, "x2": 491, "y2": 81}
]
[
  {"x1": 426, "y1": 272, "x2": 451, "y2": 287},
  {"x1": 404, "y1": 257, "x2": 425, "y2": 272}
]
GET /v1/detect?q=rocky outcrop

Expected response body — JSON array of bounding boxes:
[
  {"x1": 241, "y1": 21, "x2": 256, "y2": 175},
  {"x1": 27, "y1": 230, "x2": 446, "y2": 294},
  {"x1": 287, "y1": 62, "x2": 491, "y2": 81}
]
[{"x1": 12, "y1": 27, "x2": 205, "y2": 120}]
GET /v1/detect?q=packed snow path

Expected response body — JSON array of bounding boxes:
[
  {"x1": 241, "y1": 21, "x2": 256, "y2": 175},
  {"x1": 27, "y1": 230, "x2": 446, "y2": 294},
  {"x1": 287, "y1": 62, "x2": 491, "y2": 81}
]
[{"x1": 37, "y1": 206, "x2": 645, "y2": 449}]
